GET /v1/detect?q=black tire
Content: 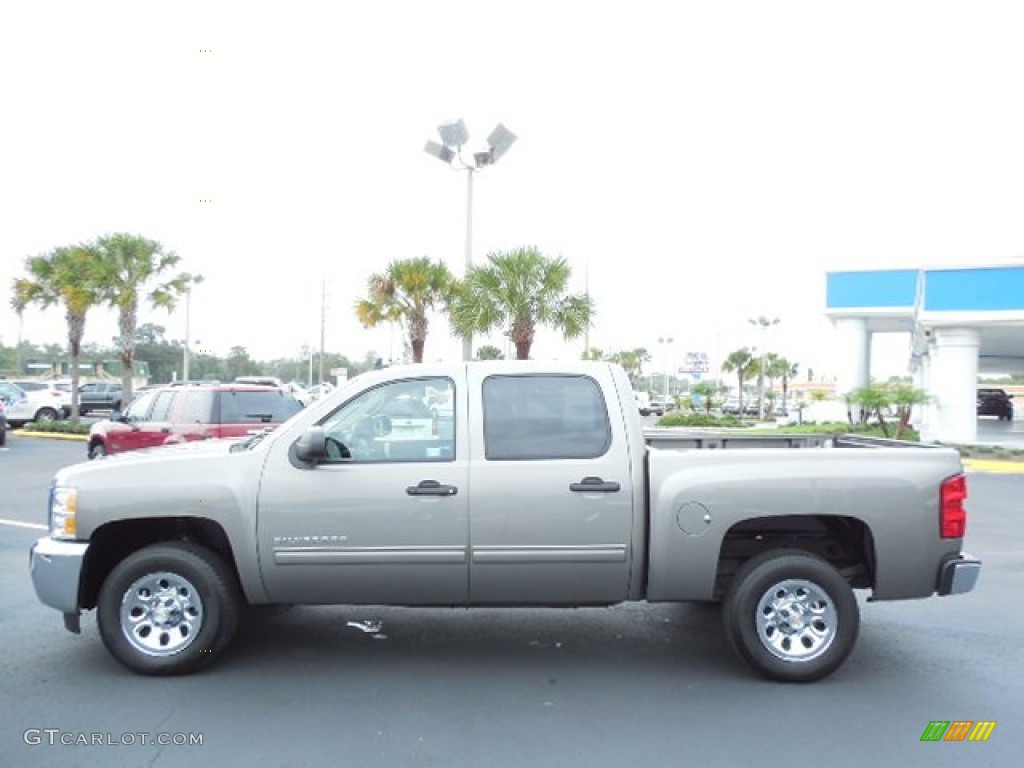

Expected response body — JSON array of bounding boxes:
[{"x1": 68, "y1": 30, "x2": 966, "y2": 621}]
[
  {"x1": 722, "y1": 549, "x2": 859, "y2": 683},
  {"x1": 88, "y1": 442, "x2": 107, "y2": 459},
  {"x1": 0, "y1": 426, "x2": 6, "y2": 447},
  {"x1": 97, "y1": 542, "x2": 240, "y2": 676},
  {"x1": 34, "y1": 407, "x2": 59, "y2": 423}
]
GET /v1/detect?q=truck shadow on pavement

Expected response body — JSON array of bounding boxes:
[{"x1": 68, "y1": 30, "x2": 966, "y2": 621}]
[{"x1": 225, "y1": 601, "x2": 741, "y2": 679}]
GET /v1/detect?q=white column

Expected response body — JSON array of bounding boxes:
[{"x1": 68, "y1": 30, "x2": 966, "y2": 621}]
[
  {"x1": 915, "y1": 351, "x2": 937, "y2": 442},
  {"x1": 832, "y1": 317, "x2": 871, "y2": 396},
  {"x1": 931, "y1": 327, "x2": 980, "y2": 444}
]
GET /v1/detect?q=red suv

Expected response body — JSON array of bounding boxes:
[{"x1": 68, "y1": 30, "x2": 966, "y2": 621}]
[{"x1": 87, "y1": 384, "x2": 303, "y2": 459}]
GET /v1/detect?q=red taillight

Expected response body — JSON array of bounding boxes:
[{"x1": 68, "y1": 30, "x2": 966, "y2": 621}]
[{"x1": 940, "y1": 474, "x2": 968, "y2": 539}]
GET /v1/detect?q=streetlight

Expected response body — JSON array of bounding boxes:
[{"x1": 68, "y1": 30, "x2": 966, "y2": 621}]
[
  {"x1": 183, "y1": 274, "x2": 204, "y2": 382},
  {"x1": 658, "y1": 336, "x2": 674, "y2": 400},
  {"x1": 425, "y1": 118, "x2": 517, "y2": 361},
  {"x1": 748, "y1": 315, "x2": 779, "y2": 420}
]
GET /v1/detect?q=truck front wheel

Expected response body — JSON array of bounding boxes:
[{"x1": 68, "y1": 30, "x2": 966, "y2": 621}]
[
  {"x1": 722, "y1": 550, "x2": 859, "y2": 682},
  {"x1": 97, "y1": 542, "x2": 240, "y2": 675}
]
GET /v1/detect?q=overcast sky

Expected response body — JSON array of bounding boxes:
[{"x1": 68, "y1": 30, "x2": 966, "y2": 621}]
[{"x1": 3, "y1": 1, "x2": 1023, "y2": 381}]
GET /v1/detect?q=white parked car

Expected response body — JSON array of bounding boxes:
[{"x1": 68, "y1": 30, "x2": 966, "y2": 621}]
[
  {"x1": 0, "y1": 381, "x2": 39, "y2": 428},
  {"x1": 10, "y1": 380, "x2": 71, "y2": 423}
]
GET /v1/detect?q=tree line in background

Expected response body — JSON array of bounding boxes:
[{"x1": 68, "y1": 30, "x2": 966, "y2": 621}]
[{"x1": 0, "y1": 325, "x2": 381, "y2": 393}]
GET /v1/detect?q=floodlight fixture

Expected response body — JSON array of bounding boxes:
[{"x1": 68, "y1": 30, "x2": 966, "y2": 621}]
[
  {"x1": 424, "y1": 140, "x2": 455, "y2": 164},
  {"x1": 473, "y1": 150, "x2": 493, "y2": 167},
  {"x1": 437, "y1": 118, "x2": 469, "y2": 148},
  {"x1": 486, "y1": 122, "x2": 517, "y2": 162}
]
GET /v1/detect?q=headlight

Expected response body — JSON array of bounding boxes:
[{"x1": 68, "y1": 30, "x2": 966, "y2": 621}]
[{"x1": 50, "y1": 486, "x2": 78, "y2": 540}]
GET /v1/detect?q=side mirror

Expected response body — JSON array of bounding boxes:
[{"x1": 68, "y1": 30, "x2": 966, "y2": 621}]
[
  {"x1": 109, "y1": 410, "x2": 124, "y2": 422},
  {"x1": 294, "y1": 426, "x2": 328, "y2": 463}
]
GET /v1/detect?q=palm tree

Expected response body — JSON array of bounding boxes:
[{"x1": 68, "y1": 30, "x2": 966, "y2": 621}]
[
  {"x1": 610, "y1": 348, "x2": 651, "y2": 386},
  {"x1": 721, "y1": 347, "x2": 759, "y2": 416},
  {"x1": 691, "y1": 380, "x2": 720, "y2": 415},
  {"x1": 355, "y1": 257, "x2": 454, "y2": 363},
  {"x1": 781, "y1": 359, "x2": 799, "y2": 406},
  {"x1": 12, "y1": 245, "x2": 105, "y2": 421},
  {"x1": 10, "y1": 292, "x2": 28, "y2": 376},
  {"x1": 94, "y1": 233, "x2": 192, "y2": 402},
  {"x1": 762, "y1": 354, "x2": 795, "y2": 413},
  {"x1": 849, "y1": 384, "x2": 892, "y2": 434},
  {"x1": 888, "y1": 383, "x2": 929, "y2": 440},
  {"x1": 449, "y1": 247, "x2": 594, "y2": 360}
]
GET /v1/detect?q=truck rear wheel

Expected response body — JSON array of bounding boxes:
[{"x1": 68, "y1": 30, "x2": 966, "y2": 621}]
[
  {"x1": 97, "y1": 542, "x2": 240, "y2": 676},
  {"x1": 722, "y1": 549, "x2": 859, "y2": 682}
]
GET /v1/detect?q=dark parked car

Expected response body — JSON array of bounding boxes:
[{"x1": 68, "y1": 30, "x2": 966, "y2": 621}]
[
  {"x1": 78, "y1": 382, "x2": 124, "y2": 415},
  {"x1": 977, "y1": 388, "x2": 1014, "y2": 421},
  {"x1": 0, "y1": 396, "x2": 7, "y2": 447},
  {"x1": 87, "y1": 384, "x2": 303, "y2": 458}
]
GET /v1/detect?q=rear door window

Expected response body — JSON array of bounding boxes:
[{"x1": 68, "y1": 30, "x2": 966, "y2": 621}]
[
  {"x1": 178, "y1": 390, "x2": 216, "y2": 423},
  {"x1": 149, "y1": 391, "x2": 178, "y2": 421},
  {"x1": 482, "y1": 375, "x2": 611, "y2": 460}
]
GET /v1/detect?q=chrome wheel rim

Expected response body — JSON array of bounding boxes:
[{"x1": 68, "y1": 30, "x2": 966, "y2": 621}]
[
  {"x1": 120, "y1": 571, "x2": 204, "y2": 656},
  {"x1": 756, "y1": 578, "x2": 837, "y2": 662}
]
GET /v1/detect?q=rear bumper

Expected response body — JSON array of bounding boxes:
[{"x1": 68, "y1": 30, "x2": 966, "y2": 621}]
[
  {"x1": 29, "y1": 537, "x2": 88, "y2": 615},
  {"x1": 937, "y1": 553, "x2": 982, "y2": 596}
]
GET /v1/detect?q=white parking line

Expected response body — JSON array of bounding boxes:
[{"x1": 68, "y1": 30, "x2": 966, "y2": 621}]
[{"x1": 0, "y1": 518, "x2": 47, "y2": 531}]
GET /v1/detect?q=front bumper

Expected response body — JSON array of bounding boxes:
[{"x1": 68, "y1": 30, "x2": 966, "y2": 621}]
[
  {"x1": 29, "y1": 536, "x2": 88, "y2": 615},
  {"x1": 937, "y1": 553, "x2": 982, "y2": 596}
]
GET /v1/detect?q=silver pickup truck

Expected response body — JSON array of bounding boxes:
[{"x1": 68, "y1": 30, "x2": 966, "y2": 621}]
[{"x1": 29, "y1": 361, "x2": 980, "y2": 681}]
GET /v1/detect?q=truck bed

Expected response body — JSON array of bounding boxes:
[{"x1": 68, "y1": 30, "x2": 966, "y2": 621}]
[{"x1": 643, "y1": 429, "x2": 944, "y2": 451}]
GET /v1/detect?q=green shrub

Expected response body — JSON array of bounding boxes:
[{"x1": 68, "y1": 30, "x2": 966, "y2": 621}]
[
  {"x1": 744, "y1": 422, "x2": 921, "y2": 442},
  {"x1": 17, "y1": 420, "x2": 92, "y2": 435},
  {"x1": 657, "y1": 412, "x2": 742, "y2": 428}
]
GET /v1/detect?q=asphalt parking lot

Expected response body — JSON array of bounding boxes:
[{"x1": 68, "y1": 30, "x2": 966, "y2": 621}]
[{"x1": 0, "y1": 436, "x2": 1021, "y2": 767}]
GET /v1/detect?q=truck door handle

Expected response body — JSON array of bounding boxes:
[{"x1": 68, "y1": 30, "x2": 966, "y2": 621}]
[
  {"x1": 406, "y1": 480, "x2": 458, "y2": 497},
  {"x1": 570, "y1": 476, "x2": 621, "y2": 493}
]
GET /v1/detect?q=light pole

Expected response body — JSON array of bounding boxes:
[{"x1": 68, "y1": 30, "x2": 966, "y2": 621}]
[
  {"x1": 319, "y1": 279, "x2": 326, "y2": 386},
  {"x1": 183, "y1": 274, "x2": 204, "y2": 382},
  {"x1": 658, "y1": 336, "x2": 674, "y2": 400},
  {"x1": 749, "y1": 315, "x2": 779, "y2": 420},
  {"x1": 425, "y1": 119, "x2": 517, "y2": 361}
]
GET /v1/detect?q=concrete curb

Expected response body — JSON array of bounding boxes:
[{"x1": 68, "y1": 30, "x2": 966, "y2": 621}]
[
  {"x1": 962, "y1": 458, "x2": 1024, "y2": 475},
  {"x1": 13, "y1": 431, "x2": 88, "y2": 442}
]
